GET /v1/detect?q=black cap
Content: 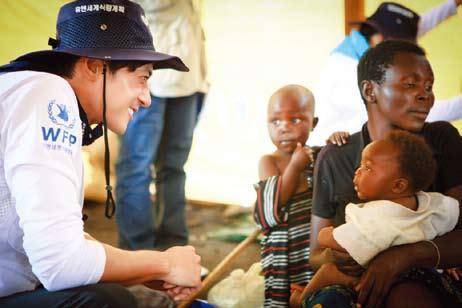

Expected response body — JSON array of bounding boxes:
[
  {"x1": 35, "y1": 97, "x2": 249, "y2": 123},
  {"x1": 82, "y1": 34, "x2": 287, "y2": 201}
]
[
  {"x1": 363, "y1": 2, "x2": 420, "y2": 41},
  {"x1": 10, "y1": 0, "x2": 189, "y2": 71}
]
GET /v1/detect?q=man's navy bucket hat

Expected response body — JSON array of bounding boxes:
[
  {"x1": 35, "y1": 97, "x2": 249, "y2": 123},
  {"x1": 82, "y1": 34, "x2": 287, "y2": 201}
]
[
  {"x1": 12, "y1": 0, "x2": 189, "y2": 72},
  {"x1": 363, "y1": 2, "x2": 420, "y2": 41}
]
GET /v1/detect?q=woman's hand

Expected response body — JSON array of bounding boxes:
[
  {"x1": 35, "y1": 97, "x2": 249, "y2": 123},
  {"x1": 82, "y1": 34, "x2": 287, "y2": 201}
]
[
  {"x1": 326, "y1": 131, "x2": 350, "y2": 146},
  {"x1": 446, "y1": 267, "x2": 462, "y2": 281},
  {"x1": 356, "y1": 245, "x2": 413, "y2": 308},
  {"x1": 326, "y1": 248, "x2": 364, "y2": 277}
]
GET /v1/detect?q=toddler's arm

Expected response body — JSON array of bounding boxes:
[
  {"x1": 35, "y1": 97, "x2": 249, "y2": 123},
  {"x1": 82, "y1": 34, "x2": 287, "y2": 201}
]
[{"x1": 258, "y1": 143, "x2": 312, "y2": 206}]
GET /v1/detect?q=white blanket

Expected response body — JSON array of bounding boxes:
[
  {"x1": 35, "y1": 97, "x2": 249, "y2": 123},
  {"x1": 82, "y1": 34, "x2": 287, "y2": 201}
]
[{"x1": 333, "y1": 191, "x2": 459, "y2": 266}]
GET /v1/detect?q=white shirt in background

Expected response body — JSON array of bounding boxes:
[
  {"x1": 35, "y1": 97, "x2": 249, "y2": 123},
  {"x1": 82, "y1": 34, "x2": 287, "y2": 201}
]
[{"x1": 310, "y1": 0, "x2": 461, "y2": 146}]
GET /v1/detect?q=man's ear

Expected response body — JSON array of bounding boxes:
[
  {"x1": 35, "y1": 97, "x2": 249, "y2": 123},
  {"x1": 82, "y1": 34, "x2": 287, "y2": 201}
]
[
  {"x1": 312, "y1": 117, "x2": 319, "y2": 131},
  {"x1": 391, "y1": 177, "x2": 409, "y2": 194},
  {"x1": 360, "y1": 80, "x2": 377, "y2": 105},
  {"x1": 78, "y1": 58, "x2": 104, "y2": 81}
]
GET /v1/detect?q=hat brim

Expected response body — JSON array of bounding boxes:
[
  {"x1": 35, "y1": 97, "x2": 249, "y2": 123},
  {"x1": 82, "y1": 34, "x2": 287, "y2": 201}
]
[{"x1": 14, "y1": 48, "x2": 189, "y2": 72}]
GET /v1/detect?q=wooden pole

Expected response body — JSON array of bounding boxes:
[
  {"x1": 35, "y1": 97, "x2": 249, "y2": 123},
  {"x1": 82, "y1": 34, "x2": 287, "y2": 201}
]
[
  {"x1": 177, "y1": 228, "x2": 261, "y2": 308},
  {"x1": 344, "y1": 0, "x2": 365, "y2": 35}
]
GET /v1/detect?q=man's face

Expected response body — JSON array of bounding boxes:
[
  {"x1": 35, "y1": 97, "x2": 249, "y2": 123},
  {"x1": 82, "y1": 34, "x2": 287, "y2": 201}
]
[
  {"x1": 372, "y1": 52, "x2": 434, "y2": 133},
  {"x1": 267, "y1": 93, "x2": 314, "y2": 154},
  {"x1": 105, "y1": 63, "x2": 153, "y2": 134}
]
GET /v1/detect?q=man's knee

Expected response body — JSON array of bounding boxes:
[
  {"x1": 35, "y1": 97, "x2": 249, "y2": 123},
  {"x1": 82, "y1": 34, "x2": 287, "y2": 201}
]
[
  {"x1": 385, "y1": 281, "x2": 442, "y2": 308},
  {"x1": 75, "y1": 283, "x2": 137, "y2": 308}
]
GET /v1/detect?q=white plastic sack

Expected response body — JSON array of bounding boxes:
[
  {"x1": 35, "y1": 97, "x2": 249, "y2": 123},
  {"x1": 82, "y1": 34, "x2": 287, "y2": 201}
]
[{"x1": 207, "y1": 262, "x2": 264, "y2": 308}]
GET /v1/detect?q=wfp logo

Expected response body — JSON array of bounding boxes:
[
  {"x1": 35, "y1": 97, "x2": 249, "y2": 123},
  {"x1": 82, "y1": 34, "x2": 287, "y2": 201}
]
[
  {"x1": 48, "y1": 100, "x2": 76, "y2": 129},
  {"x1": 42, "y1": 100, "x2": 78, "y2": 147},
  {"x1": 41, "y1": 127, "x2": 77, "y2": 145}
]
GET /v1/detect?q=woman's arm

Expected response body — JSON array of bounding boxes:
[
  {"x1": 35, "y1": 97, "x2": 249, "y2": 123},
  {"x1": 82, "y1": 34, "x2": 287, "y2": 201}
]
[
  {"x1": 427, "y1": 95, "x2": 462, "y2": 122},
  {"x1": 310, "y1": 215, "x2": 363, "y2": 278},
  {"x1": 318, "y1": 226, "x2": 347, "y2": 252},
  {"x1": 356, "y1": 185, "x2": 462, "y2": 307}
]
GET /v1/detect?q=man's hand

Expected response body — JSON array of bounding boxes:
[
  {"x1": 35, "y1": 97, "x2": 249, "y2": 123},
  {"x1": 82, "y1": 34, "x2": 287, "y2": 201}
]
[
  {"x1": 161, "y1": 246, "x2": 202, "y2": 288},
  {"x1": 290, "y1": 143, "x2": 313, "y2": 171},
  {"x1": 356, "y1": 245, "x2": 413, "y2": 308},
  {"x1": 326, "y1": 248, "x2": 364, "y2": 277},
  {"x1": 142, "y1": 280, "x2": 166, "y2": 291},
  {"x1": 163, "y1": 283, "x2": 200, "y2": 301},
  {"x1": 143, "y1": 281, "x2": 200, "y2": 301}
]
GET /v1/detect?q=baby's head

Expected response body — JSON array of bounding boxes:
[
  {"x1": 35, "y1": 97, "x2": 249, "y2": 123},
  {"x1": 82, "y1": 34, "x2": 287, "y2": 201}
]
[
  {"x1": 354, "y1": 130, "x2": 435, "y2": 201},
  {"x1": 267, "y1": 85, "x2": 317, "y2": 154}
]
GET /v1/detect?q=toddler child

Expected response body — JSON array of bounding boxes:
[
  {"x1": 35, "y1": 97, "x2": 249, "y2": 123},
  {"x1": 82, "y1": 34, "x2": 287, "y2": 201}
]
[{"x1": 254, "y1": 84, "x2": 319, "y2": 307}]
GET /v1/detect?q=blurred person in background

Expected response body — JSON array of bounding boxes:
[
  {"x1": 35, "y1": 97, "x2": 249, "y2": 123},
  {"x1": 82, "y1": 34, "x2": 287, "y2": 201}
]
[
  {"x1": 116, "y1": 0, "x2": 208, "y2": 251},
  {"x1": 310, "y1": 0, "x2": 462, "y2": 146}
]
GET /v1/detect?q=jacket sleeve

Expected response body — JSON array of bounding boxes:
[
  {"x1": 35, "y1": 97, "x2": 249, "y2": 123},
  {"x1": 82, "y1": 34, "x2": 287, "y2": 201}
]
[
  {"x1": 427, "y1": 95, "x2": 462, "y2": 122},
  {"x1": 417, "y1": 0, "x2": 457, "y2": 37},
  {"x1": 3, "y1": 75, "x2": 106, "y2": 291},
  {"x1": 253, "y1": 176, "x2": 288, "y2": 231},
  {"x1": 310, "y1": 54, "x2": 366, "y2": 146}
]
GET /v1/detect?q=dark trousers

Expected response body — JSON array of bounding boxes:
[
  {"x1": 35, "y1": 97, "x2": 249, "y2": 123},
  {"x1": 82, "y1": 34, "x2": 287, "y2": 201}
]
[
  {"x1": 0, "y1": 283, "x2": 137, "y2": 308},
  {"x1": 116, "y1": 94, "x2": 198, "y2": 250}
]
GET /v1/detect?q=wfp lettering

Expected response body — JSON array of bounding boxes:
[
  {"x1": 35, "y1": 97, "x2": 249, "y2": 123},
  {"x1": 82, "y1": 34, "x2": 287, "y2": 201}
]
[{"x1": 41, "y1": 127, "x2": 77, "y2": 145}]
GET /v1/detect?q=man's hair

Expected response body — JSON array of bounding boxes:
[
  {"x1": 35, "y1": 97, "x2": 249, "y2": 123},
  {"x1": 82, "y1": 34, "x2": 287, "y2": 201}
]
[
  {"x1": 386, "y1": 130, "x2": 435, "y2": 192},
  {"x1": 18, "y1": 53, "x2": 150, "y2": 77},
  {"x1": 357, "y1": 40, "x2": 426, "y2": 105}
]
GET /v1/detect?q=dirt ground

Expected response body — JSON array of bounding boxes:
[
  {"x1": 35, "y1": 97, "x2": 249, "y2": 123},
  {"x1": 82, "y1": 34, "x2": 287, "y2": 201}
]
[{"x1": 83, "y1": 201, "x2": 261, "y2": 307}]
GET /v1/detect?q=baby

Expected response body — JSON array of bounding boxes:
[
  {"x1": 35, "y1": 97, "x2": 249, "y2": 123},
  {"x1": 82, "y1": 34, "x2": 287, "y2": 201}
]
[
  {"x1": 292, "y1": 130, "x2": 459, "y2": 307},
  {"x1": 254, "y1": 85, "x2": 319, "y2": 307}
]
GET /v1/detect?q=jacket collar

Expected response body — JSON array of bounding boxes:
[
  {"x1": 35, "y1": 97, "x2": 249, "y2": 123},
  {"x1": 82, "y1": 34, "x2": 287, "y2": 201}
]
[
  {"x1": 77, "y1": 101, "x2": 103, "y2": 146},
  {"x1": 332, "y1": 30, "x2": 370, "y2": 60}
]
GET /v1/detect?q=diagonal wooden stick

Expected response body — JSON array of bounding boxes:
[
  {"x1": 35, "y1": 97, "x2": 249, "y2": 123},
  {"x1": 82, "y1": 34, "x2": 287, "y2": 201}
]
[{"x1": 177, "y1": 228, "x2": 261, "y2": 308}]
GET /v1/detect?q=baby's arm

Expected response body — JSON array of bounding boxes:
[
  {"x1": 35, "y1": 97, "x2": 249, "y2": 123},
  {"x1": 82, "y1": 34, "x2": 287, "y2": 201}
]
[{"x1": 318, "y1": 226, "x2": 347, "y2": 253}]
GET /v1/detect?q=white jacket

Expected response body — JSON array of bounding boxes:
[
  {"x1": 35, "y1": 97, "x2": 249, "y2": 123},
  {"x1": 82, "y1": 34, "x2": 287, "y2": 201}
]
[
  {"x1": 0, "y1": 71, "x2": 105, "y2": 297},
  {"x1": 310, "y1": 0, "x2": 462, "y2": 146},
  {"x1": 333, "y1": 191, "x2": 459, "y2": 267},
  {"x1": 136, "y1": 0, "x2": 208, "y2": 97}
]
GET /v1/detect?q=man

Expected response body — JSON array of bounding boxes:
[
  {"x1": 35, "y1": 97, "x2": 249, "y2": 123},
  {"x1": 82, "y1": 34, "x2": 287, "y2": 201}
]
[
  {"x1": 309, "y1": 40, "x2": 462, "y2": 307},
  {"x1": 310, "y1": 0, "x2": 462, "y2": 145},
  {"x1": 0, "y1": 0, "x2": 201, "y2": 306},
  {"x1": 116, "y1": 0, "x2": 208, "y2": 251}
]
